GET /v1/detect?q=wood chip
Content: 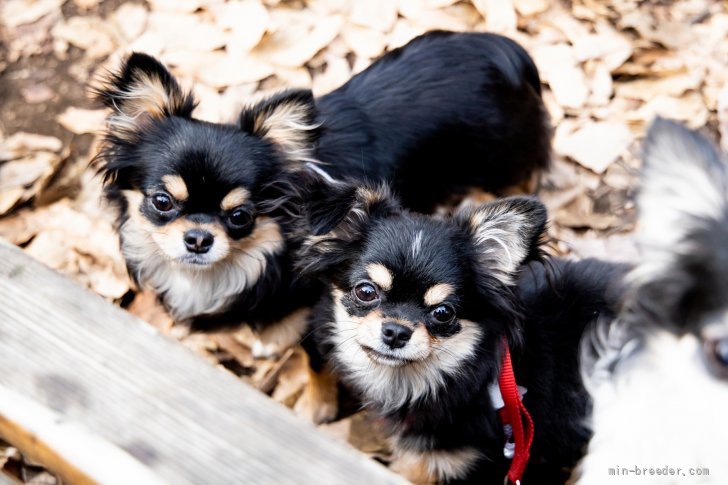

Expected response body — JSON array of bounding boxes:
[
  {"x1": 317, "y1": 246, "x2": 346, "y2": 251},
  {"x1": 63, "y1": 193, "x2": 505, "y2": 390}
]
[
  {"x1": 350, "y1": 0, "x2": 397, "y2": 32},
  {"x1": 549, "y1": 65, "x2": 589, "y2": 109},
  {"x1": 3, "y1": 132, "x2": 63, "y2": 158},
  {"x1": 1, "y1": 0, "x2": 62, "y2": 28},
  {"x1": 0, "y1": 187, "x2": 27, "y2": 216},
  {"x1": 554, "y1": 197, "x2": 623, "y2": 230},
  {"x1": 341, "y1": 23, "x2": 387, "y2": 59},
  {"x1": 73, "y1": 0, "x2": 101, "y2": 10},
  {"x1": 422, "y1": 0, "x2": 460, "y2": 8},
  {"x1": 629, "y1": 93, "x2": 709, "y2": 129},
  {"x1": 615, "y1": 73, "x2": 702, "y2": 102},
  {"x1": 186, "y1": 84, "x2": 221, "y2": 123},
  {"x1": 513, "y1": 0, "x2": 549, "y2": 17},
  {"x1": 254, "y1": 14, "x2": 343, "y2": 68},
  {"x1": 197, "y1": 52, "x2": 275, "y2": 88},
  {"x1": 20, "y1": 83, "x2": 55, "y2": 104},
  {"x1": 57, "y1": 108, "x2": 108, "y2": 135},
  {"x1": 399, "y1": 0, "x2": 471, "y2": 32},
  {"x1": 572, "y1": 27, "x2": 633, "y2": 71},
  {"x1": 587, "y1": 61, "x2": 614, "y2": 107},
  {"x1": 146, "y1": 12, "x2": 227, "y2": 53},
  {"x1": 532, "y1": 43, "x2": 589, "y2": 109},
  {"x1": 214, "y1": 334, "x2": 255, "y2": 368},
  {"x1": 51, "y1": 16, "x2": 116, "y2": 59},
  {"x1": 146, "y1": 0, "x2": 207, "y2": 13},
  {"x1": 270, "y1": 348, "x2": 308, "y2": 407},
  {"x1": 555, "y1": 121, "x2": 633, "y2": 174},
  {"x1": 19, "y1": 201, "x2": 129, "y2": 298},
  {"x1": 112, "y1": 3, "x2": 149, "y2": 43},
  {"x1": 566, "y1": 232, "x2": 639, "y2": 262},
  {"x1": 387, "y1": 18, "x2": 425, "y2": 50},
  {"x1": 211, "y1": 1, "x2": 269, "y2": 54},
  {"x1": 313, "y1": 57, "x2": 351, "y2": 96},
  {"x1": 648, "y1": 21, "x2": 697, "y2": 50},
  {"x1": 472, "y1": 0, "x2": 517, "y2": 34},
  {"x1": 0, "y1": 152, "x2": 58, "y2": 194}
]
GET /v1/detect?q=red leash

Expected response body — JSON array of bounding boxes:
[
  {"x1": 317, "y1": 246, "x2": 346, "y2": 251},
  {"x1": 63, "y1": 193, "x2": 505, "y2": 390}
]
[{"x1": 497, "y1": 340, "x2": 534, "y2": 484}]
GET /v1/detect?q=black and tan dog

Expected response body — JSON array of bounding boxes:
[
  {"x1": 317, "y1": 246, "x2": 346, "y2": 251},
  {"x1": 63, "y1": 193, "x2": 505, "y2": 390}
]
[
  {"x1": 94, "y1": 31, "x2": 551, "y2": 360},
  {"x1": 296, "y1": 179, "x2": 626, "y2": 482}
]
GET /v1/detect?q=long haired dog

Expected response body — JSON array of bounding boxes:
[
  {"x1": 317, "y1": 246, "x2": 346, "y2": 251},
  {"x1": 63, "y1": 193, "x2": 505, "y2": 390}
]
[
  {"x1": 297, "y1": 180, "x2": 625, "y2": 483},
  {"x1": 576, "y1": 119, "x2": 728, "y2": 484},
  {"x1": 94, "y1": 31, "x2": 550, "y2": 357}
]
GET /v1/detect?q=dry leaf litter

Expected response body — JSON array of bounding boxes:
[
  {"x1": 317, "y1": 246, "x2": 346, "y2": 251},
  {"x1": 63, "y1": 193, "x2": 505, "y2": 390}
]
[{"x1": 2, "y1": 0, "x2": 727, "y2": 481}]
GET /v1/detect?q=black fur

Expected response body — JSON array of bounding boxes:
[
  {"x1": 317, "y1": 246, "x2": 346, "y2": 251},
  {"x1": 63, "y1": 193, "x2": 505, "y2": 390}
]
[
  {"x1": 314, "y1": 31, "x2": 550, "y2": 212},
  {"x1": 298, "y1": 183, "x2": 626, "y2": 483},
  {"x1": 94, "y1": 31, "x2": 550, "y2": 335}
]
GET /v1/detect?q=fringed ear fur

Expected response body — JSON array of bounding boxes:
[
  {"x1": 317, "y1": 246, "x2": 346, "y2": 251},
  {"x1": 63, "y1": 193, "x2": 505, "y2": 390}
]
[
  {"x1": 296, "y1": 173, "x2": 401, "y2": 277},
  {"x1": 622, "y1": 118, "x2": 728, "y2": 330},
  {"x1": 638, "y1": 117, "x2": 727, "y2": 261},
  {"x1": 239, "y1": 89, "x2": 320, "y2": 165},
  {"x1": 93, "y1": 53, "x2": 196, "y2": 141},
  {"x1": 456, "y1": 196, "x2": 547, "y2": 286}
]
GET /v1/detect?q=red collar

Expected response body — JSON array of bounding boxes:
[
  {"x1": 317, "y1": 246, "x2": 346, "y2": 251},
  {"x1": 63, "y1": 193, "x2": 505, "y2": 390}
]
[{"x1": 497, "y1": 339, "x2": 534, "y2": 484}]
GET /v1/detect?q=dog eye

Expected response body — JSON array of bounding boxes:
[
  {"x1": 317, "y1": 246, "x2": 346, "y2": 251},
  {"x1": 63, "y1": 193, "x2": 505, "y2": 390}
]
[
  {"x1": 354, "y1": 282, "x2": 379, "y2": 303},
  {"x1": 431, "y1": 304, "x2": 455, "y2": 323},
  {"x1": 704, "y1": 338, "x2": 728, "y2": 378},
  {"x1": 228, "y1": 209, "x2": 253, "y2": 229},
  {"x1": 151, "y1": 193, "x2": 174, "y2": 212}
]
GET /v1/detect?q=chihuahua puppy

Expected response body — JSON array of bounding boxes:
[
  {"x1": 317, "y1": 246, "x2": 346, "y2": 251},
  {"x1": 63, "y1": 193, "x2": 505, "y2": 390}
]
[
  {"x1": 94, "y1": 30, "x2": 550, "y2": 357},
  {"x1": 296, "y1": 181, "x2": 626, "y2": 482},
  {"x1": 576, "y1": 119, "x2": 728, "y2": 484}
]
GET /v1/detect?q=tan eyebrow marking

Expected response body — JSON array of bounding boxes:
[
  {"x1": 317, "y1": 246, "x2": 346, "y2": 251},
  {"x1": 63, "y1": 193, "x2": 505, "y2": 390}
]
[
  {"x1": 366, "y1": 263, "x2": 393, "y2": 291},
  {"x1": 424, "y1": 283, "x2": 454, "y2": 307},
  {"x1": 220, "y1": 187, "x2": 251, "y2": 211},
  {"x1": 162, "y1": 175, "x2": 188, "y2": 201}
]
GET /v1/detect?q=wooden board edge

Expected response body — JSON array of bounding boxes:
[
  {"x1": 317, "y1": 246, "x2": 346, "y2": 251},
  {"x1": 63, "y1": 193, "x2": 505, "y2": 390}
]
[{"x1": 0, "y1": 386, "x2": 164, "y2": 485}]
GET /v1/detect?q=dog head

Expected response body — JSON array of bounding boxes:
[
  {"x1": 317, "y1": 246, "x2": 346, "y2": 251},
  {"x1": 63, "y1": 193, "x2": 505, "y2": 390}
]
[
  {"x1": 298, "y1": 179, "x2": 546, "y2": 409},
  {"x1": 578, "y1": 118, "x2": 728, "y2": 482},
  {"x1": 93, "y1": 53, "x2": 319, "y2": 319}
]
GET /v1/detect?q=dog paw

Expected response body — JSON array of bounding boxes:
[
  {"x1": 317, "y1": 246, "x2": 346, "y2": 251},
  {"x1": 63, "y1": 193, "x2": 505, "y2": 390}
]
[
  {"x1": 294, "y1": 370, "x2": 339, "y2": 424},
  {"x1": 294, "y1": 389, "x2": 338, "y2": 424}
]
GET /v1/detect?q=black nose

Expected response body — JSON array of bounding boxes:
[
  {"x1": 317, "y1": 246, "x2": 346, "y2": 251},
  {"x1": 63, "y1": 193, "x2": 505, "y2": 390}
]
[
  {"x1": 184, "y1": 229, "x2": 214, "y2": 254},
  {"x1": 381, "y1": 322, "x2": 413, "y2": 349}
]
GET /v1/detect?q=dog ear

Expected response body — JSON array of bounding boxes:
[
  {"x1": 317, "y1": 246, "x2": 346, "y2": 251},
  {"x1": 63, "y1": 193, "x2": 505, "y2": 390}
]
[
  {"x1": 456, "y1": 196, "x2": 546, "y2": 286},
  {"x1": 638, "y1": 117, "x2": 727, "y2": 263},
  {"x1": 94, "y1": 53, "x2": 196, "y2": 141},
  {"x1": 239, "y1": 89, "x2": 319, "y2": 165},
  {"x1": 628, "y1": 118, "x2": 728, "y2": 329},
  {"x1": 296, "y1": 175, "x2": 401, "y2": 277}
]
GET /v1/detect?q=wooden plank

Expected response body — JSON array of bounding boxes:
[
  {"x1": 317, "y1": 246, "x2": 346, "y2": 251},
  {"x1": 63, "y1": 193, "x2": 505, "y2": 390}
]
[
  {"x1": 0, "y1": 473, "x2": 20, "y2": 485},
  {"x1": 0, "y1": 240, "x2": 405, "y2": 485}
]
